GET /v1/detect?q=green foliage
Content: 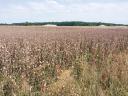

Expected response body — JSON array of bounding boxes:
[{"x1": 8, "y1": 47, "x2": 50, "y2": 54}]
[
  {"x1": 12, "y1": 21, "x2": 127, "y2": 26},
  {"x1": 3, "y1": 80, "x2": 16, "y2": 96}
]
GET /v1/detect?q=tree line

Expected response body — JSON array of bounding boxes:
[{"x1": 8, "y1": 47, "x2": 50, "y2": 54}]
[{"x1": 0, "y1": 21, "x2": 127, "y2": 26}]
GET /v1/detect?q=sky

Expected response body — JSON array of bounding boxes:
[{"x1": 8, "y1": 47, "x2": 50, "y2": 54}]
[{"x1": 0, "y1": 0, "x2": 128, "y2": 24}]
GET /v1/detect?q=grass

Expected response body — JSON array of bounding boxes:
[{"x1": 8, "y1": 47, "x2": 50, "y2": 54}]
[{"x1": 0, "y1": 26, "x2": 128, "y2": 96}]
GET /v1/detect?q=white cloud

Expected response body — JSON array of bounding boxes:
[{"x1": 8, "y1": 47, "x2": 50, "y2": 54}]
[{"x1": 0, "y1": 0, "x2": 128, "y2": 24}]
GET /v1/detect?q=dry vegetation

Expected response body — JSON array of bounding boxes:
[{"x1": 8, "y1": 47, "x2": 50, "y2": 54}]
[{"x1": 0, "y1": 26, "x2": 128, "y2": 96}]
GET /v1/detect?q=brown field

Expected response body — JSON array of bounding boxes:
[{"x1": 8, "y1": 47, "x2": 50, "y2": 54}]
[{"x1": 0, "y1": 26, "x2": 128, "y2": 96}]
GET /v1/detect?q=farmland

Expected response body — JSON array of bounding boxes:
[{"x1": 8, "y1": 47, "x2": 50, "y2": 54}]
[{"x1": 0, "y1": 26, "x2": 128, "y2": 96}]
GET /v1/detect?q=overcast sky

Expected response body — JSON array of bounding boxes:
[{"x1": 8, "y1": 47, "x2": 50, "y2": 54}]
[{"x1": 0, "y1": 0, "x2": 128, "y2": 24}]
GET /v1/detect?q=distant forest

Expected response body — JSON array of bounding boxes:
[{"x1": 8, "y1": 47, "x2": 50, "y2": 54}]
[{"x1": 0, "y1": 21, "x2": 127, "y2": 26}]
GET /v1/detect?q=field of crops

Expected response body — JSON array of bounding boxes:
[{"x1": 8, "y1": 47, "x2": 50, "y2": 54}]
[{"x1": 0, "y1": 26, "x2": 128, "y2": 96}]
